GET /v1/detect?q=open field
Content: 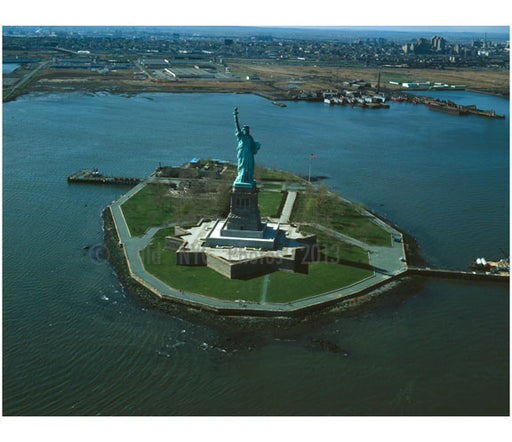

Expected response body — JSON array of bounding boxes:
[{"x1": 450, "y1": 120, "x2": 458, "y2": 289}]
[
  {"x1": 293, "y1": 186, "x2": 392, "y2": 247},
  {"x1": 258, "y1": 191, "x2": 285, "y2": 218},
  {"x1": 27, "y1": 68, "x2": 283, "y2": 99},
  {"x1": 121, "y1": 184, "x2": 224, "y2": 236},
  {"x1": 255, "y1": 165, "x2": 302, "y2": 182},
  {"x1": 228, "y1": 62, "x2": 510, "y2": 95}
]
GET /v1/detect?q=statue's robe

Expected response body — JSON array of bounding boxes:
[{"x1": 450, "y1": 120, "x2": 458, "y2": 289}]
[{"x1": 234, "y1": 129, "x2": 260, "y2": 186}]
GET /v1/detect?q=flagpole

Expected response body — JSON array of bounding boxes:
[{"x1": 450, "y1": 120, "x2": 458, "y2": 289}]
[{"x1": 308, "y1": 155, "x2": 311, "y2": 183}]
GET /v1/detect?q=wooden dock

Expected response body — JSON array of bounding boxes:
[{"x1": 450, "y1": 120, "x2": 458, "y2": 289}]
[{"x1": 67, "y1": 169, "x2": 142, "y2": 185}]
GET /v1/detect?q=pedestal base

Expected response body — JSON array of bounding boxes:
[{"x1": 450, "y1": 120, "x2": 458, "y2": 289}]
[
  {"x1": 224, "y1": 186, "x2": 262, "y2": 232},
  {"x1": 205, "y1": 219, "x2": 278, "y2": 250}
]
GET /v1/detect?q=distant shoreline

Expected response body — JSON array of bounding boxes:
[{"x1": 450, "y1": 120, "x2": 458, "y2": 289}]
[
  {"x1": 5, "y1": 82, "x2": 509, "y2": 104},
  {"x1": 4, "y1": 61, "x2": 509, "y2": 103}
]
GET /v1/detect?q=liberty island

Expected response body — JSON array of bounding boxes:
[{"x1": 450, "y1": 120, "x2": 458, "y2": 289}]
[{"x1": 102, "y1": 107, "x2": 412, "y2": 316}]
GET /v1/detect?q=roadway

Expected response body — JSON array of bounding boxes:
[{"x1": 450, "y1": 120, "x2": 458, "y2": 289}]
[{"x1": 4, "y1": 60, "x2": 50, "y2": 101}]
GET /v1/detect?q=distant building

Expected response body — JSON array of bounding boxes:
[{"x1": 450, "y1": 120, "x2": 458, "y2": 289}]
[
  {"x1": 431, "y1": 36, "x2": 446, "y2": 52},
  {"x1": 402, "y1": 82, "x2": 430, "y2": 89},
  {"x1": 141, "y1": 58, "x2": 170, "y2": 68},
  {"x1": 414, "y1": 38, "x2": 430, "y2": 54},
  {"x1": 402, "y1": 43, "x2": 414, "y2": 54}
]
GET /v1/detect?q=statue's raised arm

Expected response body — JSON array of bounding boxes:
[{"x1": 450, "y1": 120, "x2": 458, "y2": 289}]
[{"x1": 233, "y1": 107, "x2": 241, "y2": 133}]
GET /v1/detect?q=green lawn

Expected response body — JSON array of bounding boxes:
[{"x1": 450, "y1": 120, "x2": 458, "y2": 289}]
[
  {"x1": 141, "y1": 244, "x2": 264, "y2": 302},
  {"x1": 121, "y1": 185, "x2": 174, "y2": 236},
  {"x1": 260, "y1": 182, "x2": 283, "y2": 190},
  {"x1": 301, "y1": 226, "x2": 370, "y2": 263},
  {"x1": 121, "y1": 184, "x2": 225, "y2": 237},
  {"x1": 255, "y1": 166, "x2": 302, "y2": 182},
  {"x1": 293, "y1": 189, "x2": 391, "y2": 247},
  {"x1": 265, "y1": 261, "x2": 371, "y2": 303},
  {"x1": 121, "y1": 183, "x2": 283, "y2": 237},
  {"x1": 258, "y1": 191, "x2": 285, "y2": 218},
  {"x1": 140, "y1": 227, "x2": 373, "y2": 304}
]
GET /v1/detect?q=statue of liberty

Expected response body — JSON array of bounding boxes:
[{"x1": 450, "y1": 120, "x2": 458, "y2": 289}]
[{"x1": 233, "y1": 107, "x2": 260, "y2": 187}]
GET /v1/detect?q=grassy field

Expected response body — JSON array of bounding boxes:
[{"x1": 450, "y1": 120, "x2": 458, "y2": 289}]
[
  {"x1": 121, "y1": 183, "x2": 285, "y2": 236},
  {"x1": 260, "y1": 182, "x2": 283, "y2": 190},
  {"x1": 293, "y1": 186, "x2": 391, "y2": 247},
  {"x1": 254, "y1": 165, "x2": 303, "y2": 182},
  {"x1": 265, "y1": 261, "x2": 371, "y2": 303},
  {"x1": 258, "y1": 191, "x2": 285, "y2": 218},
  {"x1": 301, "y1": 226, "x2": 371, "y2": 263},
  {"x1": 121, "y1": 184, "x2": 224, "y2": 236},
  {"x1": 141, "y1": 228, "x2": 372, "y2": 303}
]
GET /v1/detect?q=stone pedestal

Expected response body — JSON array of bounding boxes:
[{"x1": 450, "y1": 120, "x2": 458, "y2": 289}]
[
  {"x1": 223, "y1": 186, "x2": 262, "y2": 233},
  {"x1": 204, "y1": 184, "x2": 279, "y2": 250}
]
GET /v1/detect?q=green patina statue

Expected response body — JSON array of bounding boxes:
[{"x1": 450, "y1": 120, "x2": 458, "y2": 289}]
[{"x1": 233, "y1": 107, "x2": 260, "y2": 187}]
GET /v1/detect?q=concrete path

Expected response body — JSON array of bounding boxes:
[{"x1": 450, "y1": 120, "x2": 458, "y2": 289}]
[
  {"x1": 279, "y1": 191, "x2": 297, "y2": 224},
  {"x1": 306, "y1": 223, "x2": 406, "y2": 277},
  {"x1": 260, "y1": 274, "x2": 270, "y2": 304}
]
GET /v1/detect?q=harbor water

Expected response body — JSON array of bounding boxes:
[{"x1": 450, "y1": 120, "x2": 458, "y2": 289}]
[
  {"x1": 2, "y1": 63, "x2": 21, "y2": 74},
  {"x1": 2, "y1": 90, "x2": 509, "y2": 415}
]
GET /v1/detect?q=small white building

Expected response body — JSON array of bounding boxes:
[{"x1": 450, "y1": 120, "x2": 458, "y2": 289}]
[{"x1": 402, "y1": 82, "x2": 430, "y2": 89}]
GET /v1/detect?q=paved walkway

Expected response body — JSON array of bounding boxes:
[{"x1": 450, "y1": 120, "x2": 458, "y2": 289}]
[
  {"x1": 109, "y1": 180, "x2": 408, "y2": 315},
  {"x1": 307, "y1": 223, "x2": 406, "y2": 276},
  {"x1": 279, "y1": 191, "x2": 297, "y2": 224}
]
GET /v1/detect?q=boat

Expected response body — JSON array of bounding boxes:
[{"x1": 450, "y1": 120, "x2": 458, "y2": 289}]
[
  {"x1": 272, "y1": 101, "x2": 287, "y2": 107},
  {"x1": 470, "y1": 257, "x2": 509, "y2": 273}
]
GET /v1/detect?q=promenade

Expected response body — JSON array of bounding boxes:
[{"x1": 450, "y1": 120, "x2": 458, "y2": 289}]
[{"x1": 109, "y1": 181, "x2": 409, "y2": 316}]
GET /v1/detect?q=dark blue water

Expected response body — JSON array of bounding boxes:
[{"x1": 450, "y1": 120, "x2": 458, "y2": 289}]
[{"x1": 2, "y1": 91, "x2": 509, "y2": 415}]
